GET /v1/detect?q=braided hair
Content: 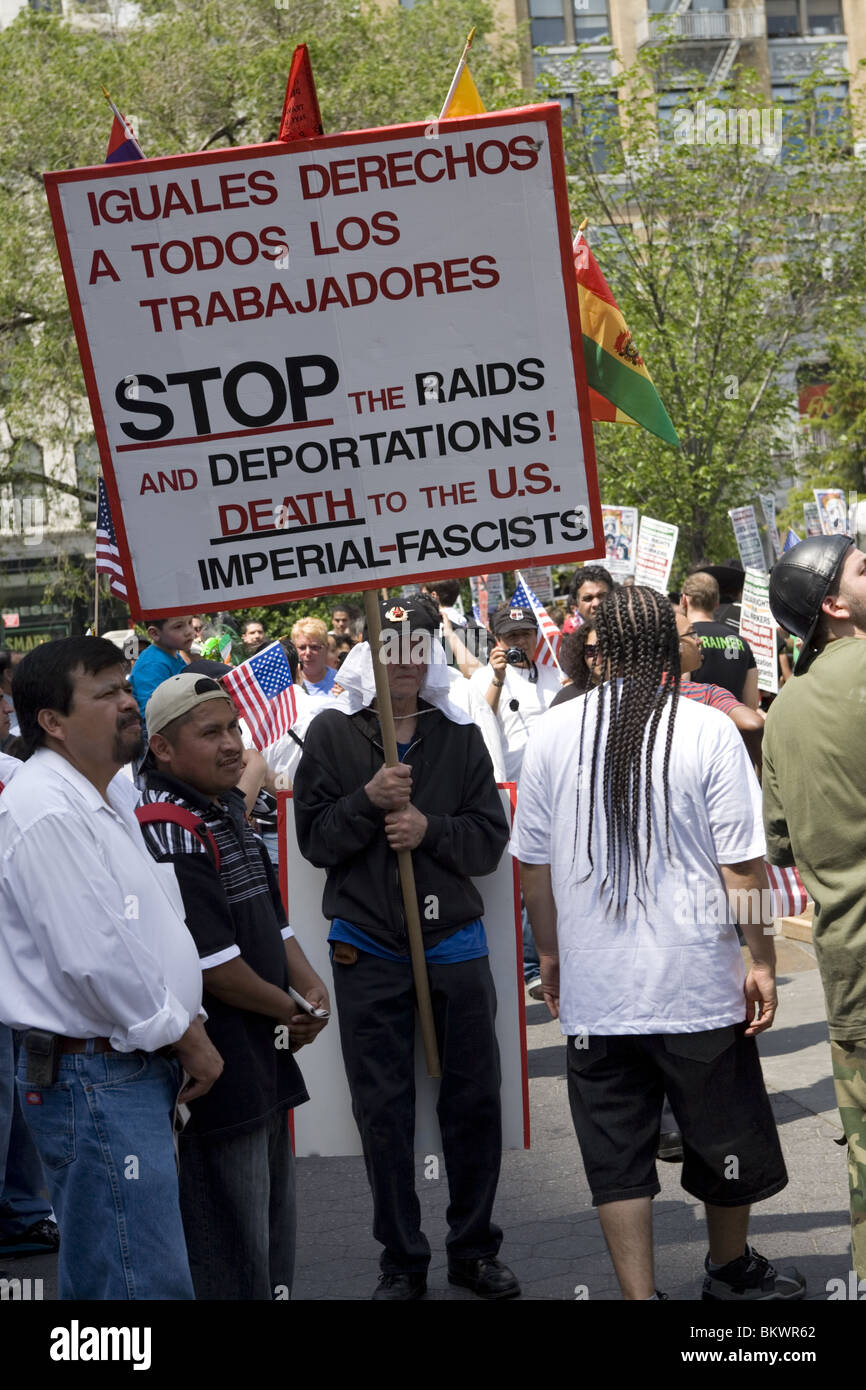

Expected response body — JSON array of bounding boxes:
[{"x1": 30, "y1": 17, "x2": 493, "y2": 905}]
[{"x1": 578, "y1": 585, "x2": 680, "y2": 913}]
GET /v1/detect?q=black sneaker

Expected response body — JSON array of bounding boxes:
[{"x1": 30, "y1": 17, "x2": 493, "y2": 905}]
[
  {"x1": 702, "y1": 1245, "x2": 806, "y2": 1301},
  {"x1": 0, "y1": 1219, "x2": 60, "y2": 1258},
  {"x1": 371, "y1": 1272, "x2": 427, "y2": 1301}
]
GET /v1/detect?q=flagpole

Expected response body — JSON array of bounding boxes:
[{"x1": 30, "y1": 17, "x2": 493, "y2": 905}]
[
  {"x1": 515, "y1": 569, "x2": 563, "y2": 672},
  {"x1": 363, "y1": 590, "x2": 441, "y2": 1078},
  {"x1": 93, "y1": 472, "x2": 100, "y2": 636},
  {"x1": 438, "y1": 26, "x2": 476, "y2": 121}
]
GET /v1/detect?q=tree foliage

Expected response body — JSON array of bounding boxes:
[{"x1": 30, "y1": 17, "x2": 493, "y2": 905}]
[{"x1": 551, "y1": 42, "x2": 866, "y2": 566}]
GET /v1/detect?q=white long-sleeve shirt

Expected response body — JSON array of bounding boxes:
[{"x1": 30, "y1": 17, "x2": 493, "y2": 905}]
[{"x1": 0, "y1": 748, "x2": 202, "y2": 1052}]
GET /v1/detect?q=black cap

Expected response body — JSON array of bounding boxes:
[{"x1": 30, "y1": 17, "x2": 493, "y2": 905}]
[
  {"x1": 377, "y1": 599, "x2": 438, "y2": 634},
  {"x1": 490, "y1": 602, "x2": 538, "y2": 638},
  {"x1": 769, "y1": 535, "x2": 853, "y2": 670}
]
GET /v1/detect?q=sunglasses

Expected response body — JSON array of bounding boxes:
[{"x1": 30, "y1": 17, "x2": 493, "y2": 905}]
[{"x1": 584, "y1": 644, "x2": 601, "y2": 660}]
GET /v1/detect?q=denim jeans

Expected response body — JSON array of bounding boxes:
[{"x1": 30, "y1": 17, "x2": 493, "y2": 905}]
[
  {"x1": 0, "y1": 1027, "x2": 53, "y2": 1236},
  {"x1": 521, "y1": 901, "x2": 541, "y2": 983},
  {"x1": 16, "y1": 1042, "x2": 194, "y2": 1300},
  {"x1": 178, "y1": 1106, "x2": 296, "y2": 1300}
]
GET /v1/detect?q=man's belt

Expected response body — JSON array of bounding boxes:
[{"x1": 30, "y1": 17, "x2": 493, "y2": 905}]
[{"x1": 55, "y1": 1035, "x2": 115, "y2": 1054}]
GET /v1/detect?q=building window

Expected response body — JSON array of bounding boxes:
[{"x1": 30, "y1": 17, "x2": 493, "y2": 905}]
[
  {"x1": 530, "y1": 0, "x2": 567, "y2": 47},
  {"x1": 574, "y1": 0, "x2": 610, "y2": 44},
  {"x1": 75, "y1": 438, "x2": 100, "y2": 524},
  {"x1": 530, "y1": 0, "x2": 610, "y2": 48},
  {"x1": 766, "y1": 0, "x2": 843, "y2": 38},
  {"x1": 772, "y1": 80, "x2": 849, "y2": 155},
  {"x1": 649, "y1": 0, "x2": 726, "y2": 8}
]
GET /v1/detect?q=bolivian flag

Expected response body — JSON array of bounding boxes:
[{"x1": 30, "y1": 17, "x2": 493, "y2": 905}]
[{"x1": 574, "y1": 229, "x2": 680, "y2": 447}]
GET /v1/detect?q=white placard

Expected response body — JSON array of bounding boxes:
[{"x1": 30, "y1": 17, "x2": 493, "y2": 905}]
[
  {"x1": 278, "y1": 789, "x2": 529, "y2": 1158},
  {"x1": 633, "y1": 516, "x2": 678, "y2": 594},
  {"x1": 739, "y1": 568, "x2": 778, "y2": 695},
  {"x1": 46, "y1": 109, "x2": 603, "y2": 617},
  {"x1": 520, "y1": 565, "x2": 554, "y2": 604},
  {"x1": 813, "y1": 488, "x2": 848, "y2": 537},
  {"x1": 757, "y1": 493, "x2": 781, "y2": 561},
  {"x1": 728, "y1": 504, "x2": 766, "y2": 573}
]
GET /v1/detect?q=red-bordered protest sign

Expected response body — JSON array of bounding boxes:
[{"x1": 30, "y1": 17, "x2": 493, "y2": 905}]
[{"x1": 45, "y1": 105, "x2": 602, "y2": 619}]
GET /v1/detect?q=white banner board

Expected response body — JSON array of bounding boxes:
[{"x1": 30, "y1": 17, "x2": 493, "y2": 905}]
[
  {"x1": 633, "y1": 516, "x2": 678, "y2": 594},
  {"x1": 46, "y1": 108, "x2": 603, "y2": 618},
  {"x1": 278, "y1": 789, "x2": 529, "y2": 1158},
  {"x1": 739, "y1": 568, "x2": 778, "y2": 695},
  {"x1": 728, "y1": 504, "x2": 766, "y2": 573}
]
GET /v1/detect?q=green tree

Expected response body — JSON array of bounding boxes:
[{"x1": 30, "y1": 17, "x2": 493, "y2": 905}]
[{"x1": 550, "y1": 43, "x2": 866, "y2": 567}]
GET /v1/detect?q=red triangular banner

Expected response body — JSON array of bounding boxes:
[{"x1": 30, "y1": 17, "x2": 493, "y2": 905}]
[{"x1": 278, "y1": 44, "x2": 323, "y2": 143}]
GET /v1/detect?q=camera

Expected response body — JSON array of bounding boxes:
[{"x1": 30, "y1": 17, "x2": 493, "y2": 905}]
[{"x1": 505, "y1": 646, "x2": 530, "y2": 666}]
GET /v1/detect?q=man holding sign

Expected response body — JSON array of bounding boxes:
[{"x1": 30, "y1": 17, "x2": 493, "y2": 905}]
[{"x1": 293, "y1": 600, "x2": 518, "y2": 1301}]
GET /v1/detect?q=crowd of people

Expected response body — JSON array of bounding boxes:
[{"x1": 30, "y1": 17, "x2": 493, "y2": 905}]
[{"x1": 0, "y1": 538, "x2": 863, "y2": 1302}]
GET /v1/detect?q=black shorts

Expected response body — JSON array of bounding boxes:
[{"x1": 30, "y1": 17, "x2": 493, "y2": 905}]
[{"x1": 566, "y1": 1023, "x2": 788, "y2": 1208}]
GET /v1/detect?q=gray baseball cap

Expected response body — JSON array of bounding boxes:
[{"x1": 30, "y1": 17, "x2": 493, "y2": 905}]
[{"x1": 145, "y1": 670, "x2": 232, "y2": 738}]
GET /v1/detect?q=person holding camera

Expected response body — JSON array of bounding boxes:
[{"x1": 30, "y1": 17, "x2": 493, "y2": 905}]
[{"x1": 470, "y1": 603, "x2": 562, "y2": 785}]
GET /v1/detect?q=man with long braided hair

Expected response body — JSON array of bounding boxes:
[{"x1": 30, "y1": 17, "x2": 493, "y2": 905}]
[{"x1": 512, "y1": 586, "x2": 804, "y2": 1302}]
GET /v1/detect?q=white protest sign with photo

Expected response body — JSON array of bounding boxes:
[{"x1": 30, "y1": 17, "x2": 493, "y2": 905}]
[
  {"x1": 739, "y1": 567, "x2": 778, "y2": 696},
  {"x1": 601, "y1": 504, "x2": 638, "y2": 578},
  {"x1": 277, "y1": 790, "x2": 529, "y2": 1158},
  {"x1": 813, "y1": 488, "x2": 848, "y2": 537},
  {"x1": 46, "y1": 107, "x2": 603, "y2": 617},
  {"x1": 728, "y1": 505, "x2": 766, "y2": 573},
  {"x1": 633, "y1": 516, "x2": 678, "y2": 594}
]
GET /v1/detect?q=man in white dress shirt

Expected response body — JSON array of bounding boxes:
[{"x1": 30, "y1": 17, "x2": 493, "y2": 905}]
[{"x1": 0, "y1": 637, "x2": 222, "y2": 1299}]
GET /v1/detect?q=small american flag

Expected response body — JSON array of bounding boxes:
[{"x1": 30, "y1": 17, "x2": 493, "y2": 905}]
[
  {"x1": 222, "y1": 641, "x2": 297, "y2": 750},
  {"x1": 765, "y1": 863, "x2": 809, "y2": 919},
  {"x1": 96, "y1": 477, "x2": 128, "y2": 599},
  {"x1": 512, "y1": 572, "x2": 562, "y2": 668}
]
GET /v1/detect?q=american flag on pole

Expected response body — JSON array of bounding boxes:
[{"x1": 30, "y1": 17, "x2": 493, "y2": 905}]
[
  {"x1": 96, "y1": 477, "x2": 128, "y2": 599},
  {"x1": 222, "y1": 642, "x2": 298, "y2": 750},
  {"x1": 765, "y1": 863, "x2": 810, "y2": 919},
  {"x1": 512, "y1": 572, "x2": 563, "y2": 668}
]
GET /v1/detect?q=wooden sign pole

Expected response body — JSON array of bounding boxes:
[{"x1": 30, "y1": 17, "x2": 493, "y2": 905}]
[{"x1": 364, "y1": 591, "x2": 442, "y2": 1077}]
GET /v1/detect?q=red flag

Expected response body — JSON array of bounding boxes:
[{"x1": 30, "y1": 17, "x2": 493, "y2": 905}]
[{"x1": 278, "y1": 44, "x2": 323, "y2": 143}]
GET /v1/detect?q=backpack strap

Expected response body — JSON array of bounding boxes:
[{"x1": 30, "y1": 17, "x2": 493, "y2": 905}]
[{"x1": 135, "y1": 803, "x2": 221, "y2": 872}]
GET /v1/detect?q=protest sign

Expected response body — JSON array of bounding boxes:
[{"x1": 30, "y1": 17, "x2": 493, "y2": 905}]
[
  {"x1": 757, "y1": 492, "x2": 781, "y2": 561},
  {"x1": 633, "y1": 516, "x2": 678, "y2": 594},
  {"x1": 520, "y1": 564, "x2": 554, "y2": 604},
  {"x1": 601, "y1": 504, "x2": 638, "y2": 579},
  {"x1": 279, "y1": 788, "x2": 528, "y2": 1157},
  {"x1": 803, "y1": 501, "x2": 822, "y2": 537},
  {"x1": 814, "y1": 488, "x2": 848, "y2": 537},
  {"x1": 45, "y1": 107, "x2": 603, "y2": 618},
  {"x1": 470, "y1": 572, "x2": 505, "y2": 626},
  {"x1": 739, "y1": 567, "x2": 778, "y2": 695},
  {"x1": 728, "y1": 504, "x2": 766, "y2": 573}
]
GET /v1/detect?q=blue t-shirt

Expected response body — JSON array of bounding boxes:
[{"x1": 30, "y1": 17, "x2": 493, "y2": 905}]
[
  {"x1": 129, "y1": 646, "x2": 186, "y2": 723},
  {"x1": 303, "y1": 667, "x2": 336, "y2": 696},
  {"x1": 330, "y1": 918, "x2": 488, "y2": 964}
]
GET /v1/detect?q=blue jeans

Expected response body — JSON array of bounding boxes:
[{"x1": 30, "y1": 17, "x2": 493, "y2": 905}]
[
  {"x1": 0, "y1": 1027, "x2": 52, "y2": 1235},
  {"x1": 16, "y1": 1043, "x2": 194, "y2": 1300},
  {"x1": 178, "y1": 1107, "x2": 296, "y2": 1299},
  {"x1": 522, "y1": 901, "x2": 540, "y2": 983}
]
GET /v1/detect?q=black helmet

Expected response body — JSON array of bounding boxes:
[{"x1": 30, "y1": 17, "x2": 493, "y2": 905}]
[{"x1": 769, "y1": 535, "x2": 853, "y2": 670}]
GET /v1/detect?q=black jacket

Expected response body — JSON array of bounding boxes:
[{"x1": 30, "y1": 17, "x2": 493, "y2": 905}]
[{"x1": 292, "y1": 703, "x2": 509, "y2": 954}]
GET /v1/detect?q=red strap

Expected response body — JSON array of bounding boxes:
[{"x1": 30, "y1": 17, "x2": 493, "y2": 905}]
[{"x1": 135, "y1": 803, "x2": 221, "y2": 872}]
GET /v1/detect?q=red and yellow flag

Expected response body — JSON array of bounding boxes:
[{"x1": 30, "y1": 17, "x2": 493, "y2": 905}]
[{"x1": 574, "y1": 229, "x2": 679, "y2": 447}]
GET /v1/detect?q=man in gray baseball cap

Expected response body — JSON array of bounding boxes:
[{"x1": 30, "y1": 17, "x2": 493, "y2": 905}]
[{"x1": 763, "y1": 534, "x2": 866, "y2": 1278}]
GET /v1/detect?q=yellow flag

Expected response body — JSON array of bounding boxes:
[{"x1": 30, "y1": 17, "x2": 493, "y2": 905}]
[{"x1": 443, "y1": 66, "x2": 485, "y2": 118}]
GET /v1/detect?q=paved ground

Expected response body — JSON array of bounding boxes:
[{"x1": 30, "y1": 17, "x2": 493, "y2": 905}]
[{"x1": 5, "y1": 935, "x2": 849, "y2": 1302}]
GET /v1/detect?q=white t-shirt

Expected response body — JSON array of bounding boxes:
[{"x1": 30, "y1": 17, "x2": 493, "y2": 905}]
[
  {"x1": 510, "y1": 686, "x2": 766, "y2": 1036},
  {"x1": 445, "y1": 670, "x2": 506, "y2": 783},
  {"x1": 469, "y1": 659, "x2": 562, "y2": 783}
]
